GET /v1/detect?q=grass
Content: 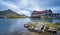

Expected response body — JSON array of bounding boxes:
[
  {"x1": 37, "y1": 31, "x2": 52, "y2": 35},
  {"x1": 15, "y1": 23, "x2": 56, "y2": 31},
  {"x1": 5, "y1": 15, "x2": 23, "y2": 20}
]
[
  {"x1": 25, "y1": 22, "x2": 60, "y2": 30},
  {"x1": 23, "y1": 22, "x2": 60, "y2": 35}
]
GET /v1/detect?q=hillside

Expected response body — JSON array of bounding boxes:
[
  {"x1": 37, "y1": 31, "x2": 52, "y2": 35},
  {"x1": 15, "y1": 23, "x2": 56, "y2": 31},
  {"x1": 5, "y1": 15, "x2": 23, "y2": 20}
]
[{"x1": 0, "y1": 9, "x2": 26, "y2": 18}]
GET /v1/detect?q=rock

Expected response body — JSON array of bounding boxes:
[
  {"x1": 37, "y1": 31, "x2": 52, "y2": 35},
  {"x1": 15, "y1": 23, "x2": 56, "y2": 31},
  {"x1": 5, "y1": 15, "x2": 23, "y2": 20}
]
[
  {"x1": 28, "y1": 26, "x2": 34, "y2": 30},
  {"x1": 57, "y1": 28, "x2": 60, "y2": 35},
  {"x1": 24, "y1": 24, "x2": 29, "y2": 28},
  {"x1": 34, "y1": 23, "x2": 45, "y2": 32},
  {"x1": 48, "y1": 27, "x2": 57, "y2": 33},
  {"x1": 24, "y1": 22, "x2": 32, "y2": 28},
  {"x1": 24, "y1": 22, "x2": 46, "y2": 32},
  {"x1": 57, "y1": 30, "x2": 60, "y2": 35}
]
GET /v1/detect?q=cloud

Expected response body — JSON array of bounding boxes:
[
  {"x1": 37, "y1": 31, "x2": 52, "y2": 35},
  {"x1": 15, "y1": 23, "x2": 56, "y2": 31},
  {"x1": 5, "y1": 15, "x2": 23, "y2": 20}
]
[
  {"x1": 0, "y1": 1, "x2": 19, "y2": 10},
  {"x1": 17, "y1": 10, "x2": 31, "y2": 16},
  {"x1": 0, "y1": 0, "x2": 60, "y2": 16}
]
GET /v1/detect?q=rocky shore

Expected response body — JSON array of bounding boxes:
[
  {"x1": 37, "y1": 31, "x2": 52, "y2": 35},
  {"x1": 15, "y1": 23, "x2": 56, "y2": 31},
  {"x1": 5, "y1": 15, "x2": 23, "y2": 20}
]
[{"x1": 24, "y1": 22, "x2": 60, "y2": 35}]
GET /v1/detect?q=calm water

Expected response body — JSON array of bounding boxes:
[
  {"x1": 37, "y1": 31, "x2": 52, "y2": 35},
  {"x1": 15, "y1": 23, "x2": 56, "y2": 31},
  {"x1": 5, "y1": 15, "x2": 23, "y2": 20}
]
[{"x1": 0, "y1": 18, "x2": 60, "y2": 34}]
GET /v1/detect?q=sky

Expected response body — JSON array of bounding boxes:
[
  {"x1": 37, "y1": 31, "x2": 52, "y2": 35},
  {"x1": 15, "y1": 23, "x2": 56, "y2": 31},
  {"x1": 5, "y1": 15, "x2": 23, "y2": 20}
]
[{"x1": 0, "y1": 0, "x2": 60, "y2": 16}]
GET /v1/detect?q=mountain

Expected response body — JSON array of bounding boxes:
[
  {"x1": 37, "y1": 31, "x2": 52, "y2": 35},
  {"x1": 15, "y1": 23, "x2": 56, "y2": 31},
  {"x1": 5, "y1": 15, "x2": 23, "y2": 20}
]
[{"x1": 0, "y1": 9, "x2": 26, "y2": 18}]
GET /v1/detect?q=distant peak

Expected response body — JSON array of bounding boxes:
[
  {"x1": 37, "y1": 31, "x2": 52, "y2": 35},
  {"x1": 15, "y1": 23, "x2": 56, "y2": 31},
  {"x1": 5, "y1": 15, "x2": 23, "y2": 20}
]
[
  {"x1": 8, "y1": 9, "x2": 11, "y2": 10},
  {"x1": 7, "y1": 9, "x2": 12, "y2": 11}
]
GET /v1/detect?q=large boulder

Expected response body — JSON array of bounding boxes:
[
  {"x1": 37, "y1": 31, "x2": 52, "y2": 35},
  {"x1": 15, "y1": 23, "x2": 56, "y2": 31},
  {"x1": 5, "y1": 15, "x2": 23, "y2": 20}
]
[
  {"x1": 24, "y1": 22, "x2": 46, "y2": 32},
  {"x1": 34, "y1": 22, "x2": 45, "y2": 32},
  {"x1": 24, "y1": 22, "x2": 38, "y2": 30}
]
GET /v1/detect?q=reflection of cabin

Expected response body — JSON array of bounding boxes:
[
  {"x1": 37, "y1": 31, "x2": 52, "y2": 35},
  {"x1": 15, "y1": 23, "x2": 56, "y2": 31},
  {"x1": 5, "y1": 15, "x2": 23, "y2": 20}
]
[{"x1": 31, "y1": 10, "x2": 60, "y2": 18}]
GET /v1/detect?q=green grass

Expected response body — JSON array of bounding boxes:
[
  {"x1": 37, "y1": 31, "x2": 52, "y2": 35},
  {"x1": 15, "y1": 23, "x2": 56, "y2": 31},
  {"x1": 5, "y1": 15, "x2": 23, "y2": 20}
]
[{"x1": 29, "y1": 22, "x2": 60, "y2": 29}]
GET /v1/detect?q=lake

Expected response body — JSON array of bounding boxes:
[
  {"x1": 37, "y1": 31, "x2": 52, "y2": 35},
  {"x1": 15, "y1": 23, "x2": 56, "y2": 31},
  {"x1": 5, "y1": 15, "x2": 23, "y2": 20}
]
[{"x1": 0, "y1": 18, "x2": 60, "y2": 35}]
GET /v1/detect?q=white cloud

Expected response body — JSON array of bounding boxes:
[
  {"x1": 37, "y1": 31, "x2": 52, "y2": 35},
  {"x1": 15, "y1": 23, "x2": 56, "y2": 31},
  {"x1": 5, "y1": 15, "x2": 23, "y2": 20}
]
[
  {"x1": 0, "y1": 1, "x2": 19, "y2": 10},
  {"x1": 0, "y1": 0, "x2": 60, "y2": 16},
  {"x1": 50, "y1": 7, "x2": 60, "y2": 13},
  {"x1": 42, "y1": 6, "x2": 60, "y2": 13},
  {"x1": 17, "y1": 10, "x2": 31, "y2": 16},
  {"x1": 0, "y1": 0, "x2": 43, "y2": 16}
]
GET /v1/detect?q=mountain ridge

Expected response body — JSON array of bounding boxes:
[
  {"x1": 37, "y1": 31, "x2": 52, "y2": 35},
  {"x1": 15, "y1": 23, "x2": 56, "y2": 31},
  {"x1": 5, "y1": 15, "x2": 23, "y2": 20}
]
[{"x1": 0, "y1": 9, "x2": 27, "y2": 18}]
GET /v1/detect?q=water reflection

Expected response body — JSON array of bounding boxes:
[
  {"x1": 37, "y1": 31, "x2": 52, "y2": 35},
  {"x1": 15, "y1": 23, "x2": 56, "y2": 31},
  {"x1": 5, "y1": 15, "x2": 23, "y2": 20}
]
[{"x1": 30, "y1": 18, "x2": 60, "y2": 23}]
